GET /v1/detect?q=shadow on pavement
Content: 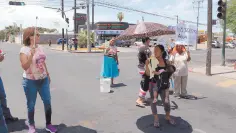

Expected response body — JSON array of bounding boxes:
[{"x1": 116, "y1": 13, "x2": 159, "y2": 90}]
[
  {"x1": 111, "y1": 83, "x2": 127, "y2": 88},
  {"x1": 8, "y1": 122, "x2": 97, "y2": 133},
  {"x1": 136, "y1": 114, "x2": 193, "y2": 133},
  {"x1": 7, "y1": 119, "x2": 27, "y2": 132}
]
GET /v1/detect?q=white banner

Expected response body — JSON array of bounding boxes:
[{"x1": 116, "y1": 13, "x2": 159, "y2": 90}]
[{"x1": 175, "y1": 23, "x2": 197, "y2": 47}]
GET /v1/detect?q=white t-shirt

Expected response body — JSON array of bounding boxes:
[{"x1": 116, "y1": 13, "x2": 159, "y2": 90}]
[
  {"x1": 20, "y1": 46, "x2": 47, "y2": 80},
  {"x1": 169, "y1": 52, "x2": 188, "y2": 76}
]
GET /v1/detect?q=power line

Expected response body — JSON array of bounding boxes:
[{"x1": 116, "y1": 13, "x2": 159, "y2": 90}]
[
  {"x1": 193, "y1": 0, "x2": 204, "y2": 50},
  {"x1": 0, "y1": 0, "x2": 208, "y2": 26}
]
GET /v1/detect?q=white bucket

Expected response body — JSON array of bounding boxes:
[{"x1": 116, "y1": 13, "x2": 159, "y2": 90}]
[{"x1": 100, "y1": 78, "x2": 111, "y2": 93}]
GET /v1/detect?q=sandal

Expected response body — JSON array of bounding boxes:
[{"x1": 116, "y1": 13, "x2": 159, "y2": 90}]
[
  {"x1": 166, "y1": 118, "x2": 176, "y2": 126},
  {"x1": 154, "y1": 120, "x2": 160, "y2": 128},
  {"x1": 136, "y1": 101, "x2": 145, "y2": 107}
]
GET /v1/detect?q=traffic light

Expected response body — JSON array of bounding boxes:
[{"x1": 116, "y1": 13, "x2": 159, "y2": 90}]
[
  {"x1": 217, "y1": 0, "x2": 226, "y2": 19},
  {"x1": 66, "y1": 18, "x2": 69, "y2": 24},
  {"x1": 9, "y1": 1, "x2": 25, "y2": 6}
]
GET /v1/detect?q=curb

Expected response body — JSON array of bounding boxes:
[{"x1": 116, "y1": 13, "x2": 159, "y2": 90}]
[
  {"x1": 50, "y1": 48, "x2": 69, "y2": 52},
  {"x1": 69, "y1": 51, "x2": 103, "y2": 53},
  {"x1": 50, "y1": 48, "x2": 104, "y2": 53}
]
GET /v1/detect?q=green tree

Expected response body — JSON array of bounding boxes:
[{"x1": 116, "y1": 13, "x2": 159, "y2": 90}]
[
  {"x1": 227, "y1": 0, "x2": 236, "y2": 34},
  {"x1": 78, "y1": 30, "x2": 94, "y2": 48},
  {"x1": 37, "y1": 27, "x2": 58, "y2": 33},
  {"x1": 0, "y1": 30, "x2": 6, "y2": 40},
  {"x1": 5, "y1": 25, "x2": 20, "y2": 35}
]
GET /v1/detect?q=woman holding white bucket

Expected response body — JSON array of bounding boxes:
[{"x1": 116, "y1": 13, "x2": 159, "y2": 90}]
[{"x1": 101, "y1": 38, "x2": 120, "y2": 86}]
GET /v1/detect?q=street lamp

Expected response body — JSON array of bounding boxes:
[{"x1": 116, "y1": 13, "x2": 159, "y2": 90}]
[{"x1": 44, "y1": 7, "x2": 69, "y2": 50}]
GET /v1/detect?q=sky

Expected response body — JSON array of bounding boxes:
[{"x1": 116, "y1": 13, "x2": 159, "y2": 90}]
[{"x1": 0, "y1": 0, "x2": 222, "y2": 32}]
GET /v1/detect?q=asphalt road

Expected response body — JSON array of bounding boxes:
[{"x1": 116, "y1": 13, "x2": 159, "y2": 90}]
[
  {"x1": 0, "y1": 42, "x2": 236, "y2": 133},
  {"x1": 115, "y1": 46, "x2": 236, "y2": 68}
]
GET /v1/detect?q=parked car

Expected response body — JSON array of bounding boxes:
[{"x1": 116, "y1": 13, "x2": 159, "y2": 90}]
[
  {"x1": 149, "y1": 39, "x2": 158, "y2": 47},
  {"x1": 226, "y1": 42, "x2": 235, "y2": 49},
  {"x1": 115, "y1": 40, "x2": 125, "y2": 47},
  {"x1": 57, "y1": 38, "x2": 67, "y2": 45},
  {"x1": 123, "y1": 40, "x2": 131, "y2": 47},
  {"x1": 212, "y1": 40, "x2": 220, "y2": 48},
  {"x1": 134, "y1": 41, "x2": 143, "y2": 47},
  {"x1": 115, "y1": 40, "x2": 131, "y2": 47}
]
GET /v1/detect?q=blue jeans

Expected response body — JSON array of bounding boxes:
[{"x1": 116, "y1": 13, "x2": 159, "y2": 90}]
[
  {"x1": 22, "y1": 77, "x2": 52, "y2": 125},
  {"x1": 0, "y1": 77, "x2": 12, "y2": 118},
  {"x1": 0, "y1": 102, "x2": 8, "y2": 133}
]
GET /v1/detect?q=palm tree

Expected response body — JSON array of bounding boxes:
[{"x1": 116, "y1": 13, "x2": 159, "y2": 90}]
[
  {"x1": 78, "y1": 30, "x2": 94, "y2": 48},
  {"x1": 117, "y1": 12, "x2": 124, "y2": 22}
]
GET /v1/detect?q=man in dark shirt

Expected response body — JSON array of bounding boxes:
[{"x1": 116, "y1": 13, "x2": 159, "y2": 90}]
[{"x1": 136, "y1": 37, "x2": 152, "y2": 107}]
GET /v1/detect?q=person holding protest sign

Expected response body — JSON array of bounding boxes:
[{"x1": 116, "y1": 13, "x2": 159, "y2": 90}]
[{"x1": 169, "y1": 42, "x2": 191, "y2": 98}]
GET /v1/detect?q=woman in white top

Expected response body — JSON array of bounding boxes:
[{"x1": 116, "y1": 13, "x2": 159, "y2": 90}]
[
  {"x1": 19, "y1": 27, "x2": 57, "y2": 133},
  {"x1": 169, "y1": 44, "x2": 191, "y2": 98}
]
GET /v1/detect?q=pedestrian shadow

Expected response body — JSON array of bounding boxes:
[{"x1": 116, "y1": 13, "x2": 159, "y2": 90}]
[
  {"x1": 110, "y1": 83, "x2": 127, "y2": 88},
  {"x1": 136, "y1": 114, "x2": 193, "y2": 133},
  {"x1": 11, "y1": 123, "x2": 97, "y2": 133},
  {"x1": 7, "y1": 119, "x2": 27, "y2": 132},
  {"x1": 177, "y1": 95, "x2": 207, "y2": 100}
]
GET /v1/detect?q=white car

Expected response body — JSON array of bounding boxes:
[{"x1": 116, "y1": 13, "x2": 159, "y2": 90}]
[
  {"x1": 149, "y1": 39, "x2": 158, "y2": 47},
  {"x1": 226, "y1": 42, "x2": 235, "y2": 49},
  {"x1": 134, "y1": 41, "x2": 143, "y2": 47}
]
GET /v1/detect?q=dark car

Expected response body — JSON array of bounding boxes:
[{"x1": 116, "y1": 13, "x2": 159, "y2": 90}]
[
  {"x1": 57, "y1": 38, "x2": 67, "y2": 45},
  {"x1": 115, "y1": 40, "x2": 131, "y2": 47}
]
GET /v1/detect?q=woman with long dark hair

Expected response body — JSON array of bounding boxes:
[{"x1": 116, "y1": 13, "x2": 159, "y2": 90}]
[{"x1": 148, "y1": 45, "x2": 176, "y2": 128}]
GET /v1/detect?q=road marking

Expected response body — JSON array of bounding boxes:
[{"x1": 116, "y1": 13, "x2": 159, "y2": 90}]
[
  {"x1": 216, "y1": 79, "x2": 236, "y2": 88},
  {"x1": 193, "y1": 128, "x2": 207, "y2": 133}
]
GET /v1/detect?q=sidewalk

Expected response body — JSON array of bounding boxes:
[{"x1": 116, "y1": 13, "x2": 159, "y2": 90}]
[
  {"x1": 43, "y1": 44, "x2": 104, "y2": 53},
  {"x1": 190, "y1": 65, "x2": 236, "y2": 79}
]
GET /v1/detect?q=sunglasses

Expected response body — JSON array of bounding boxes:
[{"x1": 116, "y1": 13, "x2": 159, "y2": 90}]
[{"x1": 31, "y1": 33, "x2": 40, "y2": 37}]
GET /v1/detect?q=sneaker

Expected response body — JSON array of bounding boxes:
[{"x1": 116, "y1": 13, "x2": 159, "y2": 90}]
[
  {"x1": 46, "y1": 124, "x2": 57, "y2": 133},
  {"x1": 25, "y1": 121, "x2": 36, "y2": 133}
]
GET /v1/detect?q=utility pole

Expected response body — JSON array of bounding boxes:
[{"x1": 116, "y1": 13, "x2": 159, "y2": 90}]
[
  {"x1": 206, "y1": 0, "x2": 212, "y2": 76},
  {"x1": 87, "y1": 0, "x2": 91, "y2": 52},
  {"x1": 176, "y1": 15, "x2": 178, "y2": 24},
  {"x1": 92, "y1": 0, "x2": 95, "y2": 30},
  {"x1": 61, "y1": 0, "x2": 65, "y2": 50},
  {"x1": 74, "y1": 0, "x2": 77, "y2": 38},
  {"x1": 193, "y1": 0, "x2": 204, "y2": 50},
  {"x1": 20, "y1": 24, "x2": 22, "y2": 45}
]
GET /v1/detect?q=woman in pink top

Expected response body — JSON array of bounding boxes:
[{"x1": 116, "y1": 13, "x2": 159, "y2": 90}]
[{"x1": 19, "y1": 27, "x2": 57, "y2": 133}]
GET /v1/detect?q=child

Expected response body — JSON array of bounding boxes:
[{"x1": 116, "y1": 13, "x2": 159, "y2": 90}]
[
  {"x1": 152, "y1": 69, "x2": 165, "y2": 103},
  {"x1": 152, "y1": 64, "x2": 176, "y2": 103}
]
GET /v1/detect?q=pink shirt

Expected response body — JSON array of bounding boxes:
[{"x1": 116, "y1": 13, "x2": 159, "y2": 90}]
[{"x1": 20, "y1": 45, "x2": 47, "y2": 80}]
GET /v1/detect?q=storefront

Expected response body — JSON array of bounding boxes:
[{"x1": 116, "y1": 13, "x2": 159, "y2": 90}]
[{"x1": 94, "y1": 22, "x2": 130, "y2": 44}]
